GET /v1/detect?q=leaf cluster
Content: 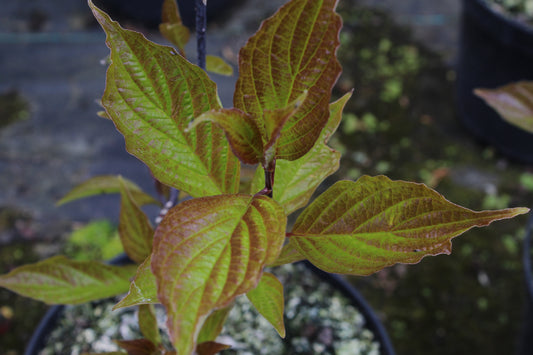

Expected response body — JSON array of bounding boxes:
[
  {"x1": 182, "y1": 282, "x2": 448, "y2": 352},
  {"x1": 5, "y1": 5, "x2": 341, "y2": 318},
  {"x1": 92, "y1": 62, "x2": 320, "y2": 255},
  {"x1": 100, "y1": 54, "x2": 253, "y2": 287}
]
[{"x1": 0, "y1": 1, "x2": 528, "y2": 354}]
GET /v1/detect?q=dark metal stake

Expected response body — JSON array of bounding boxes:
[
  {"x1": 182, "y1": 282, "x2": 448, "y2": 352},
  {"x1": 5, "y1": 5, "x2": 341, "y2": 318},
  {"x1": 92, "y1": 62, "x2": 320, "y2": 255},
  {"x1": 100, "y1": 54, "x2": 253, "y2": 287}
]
[{"x1": 195, "y1": 0, "x2": 207, "y2": 70}]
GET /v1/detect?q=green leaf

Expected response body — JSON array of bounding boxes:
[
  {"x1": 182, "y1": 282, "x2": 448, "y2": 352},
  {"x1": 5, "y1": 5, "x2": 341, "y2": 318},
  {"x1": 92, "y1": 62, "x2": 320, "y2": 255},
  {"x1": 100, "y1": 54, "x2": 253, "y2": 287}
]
[
  {"x1": 57, "y1": 175, "x2": 159, "y2": 207},
  {"x1": 138, "y1": 304, "x2": 162, "y2": 347},
  {"x1": 289, "y1": 176, "x2": 529, "y2": 275},
  {"x1": 197, "y1": 305, "x2": 233, "y2": 343},
  {"x1": 246, "y1": 272, "x2": 285, "y2": 337},
  {"x1": 89, "y1": 1, "x2": 240, "y2": 197},
  {"x1": 190, "y1": 108, "x2": 264, "y2": 164},
  {"x1": 234, "y1": 0, "x2": 342, "y2": 161},
  {"x1": 159, "y1": 0, "x2": 190, "y2": 54},
  {"x1": 114, "y1": 256, "x2": 158, "y2": 309},
  {"x1": 151, "y1": 194, "x2": 286, "y2": 355},
  {"x1": 206, "y1": 55, "x2": 234, "y2": 76},
  {"x1": 474, "y1": 81, "x2": 533, "y2": 134},
  {"x1": 251, "y1": 92, "x2": 352, "y2": 214},
  {"x1": 118, "y1": 177, "x2": 154, "y2": 264},
  {"x1": 268, "y1": 241, "x2": 305, "y2": 267},
  {"x1": 0, "y1": 256, "x2": 136, "y2": 304},
  {"x1": 196, "y1": 341, "x2": 231, "y2": 355}
]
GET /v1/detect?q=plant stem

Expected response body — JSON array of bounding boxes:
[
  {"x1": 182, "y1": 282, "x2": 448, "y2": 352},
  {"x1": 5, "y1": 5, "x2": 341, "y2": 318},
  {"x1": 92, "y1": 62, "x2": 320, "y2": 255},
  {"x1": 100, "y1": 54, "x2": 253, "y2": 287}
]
[
  {"x1": 196, "y1": 0, "x2": 207, "y2": 70},
  {"x1": 253, "y1": 160, "x2": 276, "y2": 198},
  {"x1": 264, "y1": 159, "x2": 275, "y2": 198}
]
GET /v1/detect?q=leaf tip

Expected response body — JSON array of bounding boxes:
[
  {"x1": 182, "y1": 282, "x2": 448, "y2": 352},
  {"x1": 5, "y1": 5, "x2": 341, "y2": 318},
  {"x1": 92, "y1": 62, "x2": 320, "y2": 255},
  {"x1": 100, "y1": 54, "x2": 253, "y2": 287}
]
[{"x1": 512, "y1": 207, "x2": 530, "y2": 216}]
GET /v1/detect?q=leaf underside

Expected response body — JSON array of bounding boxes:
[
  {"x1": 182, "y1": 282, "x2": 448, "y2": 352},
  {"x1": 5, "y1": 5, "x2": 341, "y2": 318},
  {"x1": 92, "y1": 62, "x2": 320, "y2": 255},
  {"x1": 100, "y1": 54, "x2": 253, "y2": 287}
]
[
  {"x1": 151, "y1": 194, "x2": 286, "y2": 355},
  {"x1": 289, "y1": 175, "x2": 529, "y2": 275}
]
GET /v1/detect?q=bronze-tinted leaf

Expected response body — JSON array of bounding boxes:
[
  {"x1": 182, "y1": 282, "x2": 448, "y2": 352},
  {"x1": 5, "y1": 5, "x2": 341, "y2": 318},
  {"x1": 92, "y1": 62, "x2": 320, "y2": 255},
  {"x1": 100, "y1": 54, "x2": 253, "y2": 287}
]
[
  {"x1": 474, "y1": 81, "x2": 533, "y2": 133},
  {"x1": 290, "y1": 176, "x2": 529, "y2": 275},
  {"x1": 196, "y1": 341, "x2": 231, "y2": 355},
  {"x1": 118, "y1": 178, "x2": 154, "y2": 264},
  {"x1": 115, "y1": 339, "x2": 157, "y2": 355},
  {"x1": 251, "y1": 92, "x2": 351, "y2": 214},
  {"x1": 234, "y1": 0, "x2": 342, "y2": 161},
  {"x1": 189, "y1": 108, "x2": 264, "y2": 164},
  {"x1": 0, "y1": 256, "x2": 136, "y2": 304},
  {"x1": 89, "y1": 1, "x2": 240, "y2": 197},
  {"x1": 151, "y1": 194, "x2": 286, "y2": 354}
]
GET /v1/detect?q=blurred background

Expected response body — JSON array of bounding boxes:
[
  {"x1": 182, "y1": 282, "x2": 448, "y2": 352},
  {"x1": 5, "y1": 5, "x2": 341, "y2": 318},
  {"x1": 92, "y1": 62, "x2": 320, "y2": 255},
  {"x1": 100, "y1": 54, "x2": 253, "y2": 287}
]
[{"x1": 1, "y1": 0, "x2": 533, "y2": 354}]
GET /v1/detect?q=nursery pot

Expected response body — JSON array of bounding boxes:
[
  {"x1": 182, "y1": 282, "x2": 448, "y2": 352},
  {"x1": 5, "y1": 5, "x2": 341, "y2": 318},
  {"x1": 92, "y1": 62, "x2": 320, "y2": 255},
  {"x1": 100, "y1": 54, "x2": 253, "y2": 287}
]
[
  {"x1": 456, "y1": 0, "x2": 533, "y2": 163},
  {"x1": 24, "y1": 258, "x2": 395, "y2": 355},
  {"x1": 92, "y1": 0, "x2": 241, "y2": 28},
  {"x1": 518, "y1": 211, "x2": 533, "y2": 355}
]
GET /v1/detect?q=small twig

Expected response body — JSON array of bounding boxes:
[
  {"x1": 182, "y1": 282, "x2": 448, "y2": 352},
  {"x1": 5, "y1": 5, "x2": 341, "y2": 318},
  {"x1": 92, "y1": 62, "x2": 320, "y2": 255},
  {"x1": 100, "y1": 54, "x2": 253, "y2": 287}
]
[
  {"x1": 255, "y1": 159, "x2": 276, "y2": 198},
  {"x1": 195, "y1": 0, "x2": 207, "y2": 70}
]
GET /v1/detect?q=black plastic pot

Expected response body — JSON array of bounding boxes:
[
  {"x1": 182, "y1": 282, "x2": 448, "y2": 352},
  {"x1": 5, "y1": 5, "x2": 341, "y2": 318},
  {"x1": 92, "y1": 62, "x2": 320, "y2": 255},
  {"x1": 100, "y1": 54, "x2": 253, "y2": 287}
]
[
  {"x1": 456, "y1": 0, "x2": 533, "y2": 163},
  {"x1": 25, "y1": 257, "x2": 395, "y2": 355},
  {"x1": 518, "y1": 210, "x2": 533, "y2": 355},
  {"x1": 91, "y1": 0, "x2": 241, "y2": 28}
]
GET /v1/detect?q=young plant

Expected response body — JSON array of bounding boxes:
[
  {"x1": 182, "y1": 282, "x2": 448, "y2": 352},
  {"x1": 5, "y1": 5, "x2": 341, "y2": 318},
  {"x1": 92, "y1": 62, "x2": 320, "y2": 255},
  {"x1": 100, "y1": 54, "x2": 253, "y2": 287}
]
[{"x1": 0, "y1": 0, "x2": 529, "y2": 354}]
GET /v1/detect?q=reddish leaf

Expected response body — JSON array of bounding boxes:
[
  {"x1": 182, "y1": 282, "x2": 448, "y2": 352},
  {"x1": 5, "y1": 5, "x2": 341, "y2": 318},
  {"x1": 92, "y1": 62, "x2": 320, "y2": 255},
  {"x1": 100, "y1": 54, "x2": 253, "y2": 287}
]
[
  {"x1": 0, "y1": 256, "x2": 136, "y2": 304},
  {"x1": 474, "y1": 81, "x2": 533, "y2": 133},
  {"x1": 89, "y1": 1, "x2": 240, "y2": 197},
  {"x1": 196, "y1": 341, "x2": 231, "y2": 355},
  {"x1": 251, "y1": 91, "x2": 351, "y2": 214},
  {"x1": 234, "y1": 0, "x2": 342, "y2": 161},
  {"x1": 115, "y1": 339, "x2": 158, "y2": 355},
  {"x1": 151, "y1": 195, "x2": 286, "y2": 354},
  {"x1": 189, "y1": 108, "x2": 264, "y2": 164},
  {"x1": 290, "y1": 176, "x2": 529, "y2": 275},
  {"x1": 118, "y1": 178, "x2": 154, "y2": 264}
]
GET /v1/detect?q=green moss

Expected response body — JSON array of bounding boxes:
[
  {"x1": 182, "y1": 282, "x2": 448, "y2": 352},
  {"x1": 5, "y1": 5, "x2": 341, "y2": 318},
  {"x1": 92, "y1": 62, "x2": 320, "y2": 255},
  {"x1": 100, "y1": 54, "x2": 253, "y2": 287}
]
[
  {"x1": 64, "y1": 220, "x2": 123, "y2": 261},
  {"x1": 0, "y1": 90, "x2": 29, "y2": 129},
  {"x1": 335, "y1": 2, "x2": 532, "y2": 354}
]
